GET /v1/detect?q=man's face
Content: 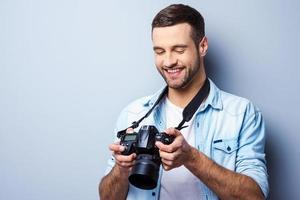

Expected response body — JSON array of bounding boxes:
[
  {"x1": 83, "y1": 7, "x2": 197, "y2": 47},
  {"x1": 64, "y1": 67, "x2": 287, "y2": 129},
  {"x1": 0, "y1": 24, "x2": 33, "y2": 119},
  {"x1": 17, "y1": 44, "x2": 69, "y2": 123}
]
[{"x1": 152, "y1": 23, "x2": 202, "y2": 89}]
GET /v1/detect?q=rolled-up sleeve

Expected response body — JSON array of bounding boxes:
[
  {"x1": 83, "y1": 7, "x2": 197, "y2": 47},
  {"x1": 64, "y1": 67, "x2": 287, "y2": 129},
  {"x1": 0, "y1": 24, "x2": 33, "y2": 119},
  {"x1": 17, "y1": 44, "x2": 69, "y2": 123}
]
[
  {"x1": 236, "y1": 103, "x2": 269, "y2": 198},
  {"x1": 104, "y1": 107, "x2": 129, "y2": 175}
]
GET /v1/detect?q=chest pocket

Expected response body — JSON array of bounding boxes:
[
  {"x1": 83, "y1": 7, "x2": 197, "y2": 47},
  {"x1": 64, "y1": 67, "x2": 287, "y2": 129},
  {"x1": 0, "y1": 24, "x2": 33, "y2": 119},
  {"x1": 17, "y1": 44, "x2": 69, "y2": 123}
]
[{"x1": 212, "y1": 138, "x2": 239, "y2": 170}]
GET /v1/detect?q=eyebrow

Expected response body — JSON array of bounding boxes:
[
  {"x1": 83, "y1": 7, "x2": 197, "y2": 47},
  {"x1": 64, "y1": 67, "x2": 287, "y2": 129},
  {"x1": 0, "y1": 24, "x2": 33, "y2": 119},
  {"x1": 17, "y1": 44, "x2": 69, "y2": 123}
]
[
  {"x1": 153, "y1": 46, "x2": 163, "y2": 51},
  {"x1": 172, "y1": 44, "x2": 188, "y2": 49},
  {"x1": 153, "y1": 44, "x2": 188, "y2": 51}
]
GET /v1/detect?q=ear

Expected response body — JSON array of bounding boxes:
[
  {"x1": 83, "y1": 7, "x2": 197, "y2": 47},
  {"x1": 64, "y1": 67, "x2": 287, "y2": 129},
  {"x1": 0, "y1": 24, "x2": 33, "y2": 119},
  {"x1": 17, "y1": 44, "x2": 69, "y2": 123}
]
[{"x1": 198, "y1": 36, "x2": 208, "y2": 57}]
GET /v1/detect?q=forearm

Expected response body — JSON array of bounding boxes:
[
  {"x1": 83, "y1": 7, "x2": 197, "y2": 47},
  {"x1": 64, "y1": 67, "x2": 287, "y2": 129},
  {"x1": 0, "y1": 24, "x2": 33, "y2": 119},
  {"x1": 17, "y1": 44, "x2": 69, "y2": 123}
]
[
  {"x1": 99, "y1": 165, "x2": 129, "y2": 200},
  {"x1": 185, "y1": 147, "x2": 264, "y2": 200}
]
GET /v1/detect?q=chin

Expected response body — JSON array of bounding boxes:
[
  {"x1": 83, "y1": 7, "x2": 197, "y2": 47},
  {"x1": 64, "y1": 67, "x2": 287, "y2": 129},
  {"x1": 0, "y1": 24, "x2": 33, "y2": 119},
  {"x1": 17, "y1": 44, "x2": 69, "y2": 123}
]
[
  {"x1": 167, "y1": 82, "x2": 185, "y2": 89},
  {"x1": 164, "y1": 77, "x2": 186, "y2": 89}
]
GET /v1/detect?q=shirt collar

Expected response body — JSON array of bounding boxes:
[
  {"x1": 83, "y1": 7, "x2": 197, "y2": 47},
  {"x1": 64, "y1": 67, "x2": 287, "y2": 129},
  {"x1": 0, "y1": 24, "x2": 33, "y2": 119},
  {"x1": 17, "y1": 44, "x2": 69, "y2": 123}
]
[
  {"x1": 201, "y1": 78, "x2": 223, "y2": 111},
  {"x1": 143, "y1": 86, "x2": 166, "y2": 107}
]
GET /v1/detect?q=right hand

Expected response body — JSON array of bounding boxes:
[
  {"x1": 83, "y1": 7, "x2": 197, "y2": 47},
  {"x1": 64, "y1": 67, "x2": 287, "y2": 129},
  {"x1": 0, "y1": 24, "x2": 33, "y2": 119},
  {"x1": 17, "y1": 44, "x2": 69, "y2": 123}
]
[
  {"x1": 109, "y1": 143, "x2": 136, "y2": 170},
  {"x1": 109, "y1": 129, "x2": 137, "y2": 173}
]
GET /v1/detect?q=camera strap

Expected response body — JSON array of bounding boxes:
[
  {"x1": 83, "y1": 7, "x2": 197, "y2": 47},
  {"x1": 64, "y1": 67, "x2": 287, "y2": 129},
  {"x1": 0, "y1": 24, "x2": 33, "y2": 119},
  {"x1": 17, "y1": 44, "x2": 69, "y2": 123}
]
[
  {"x1": 117, "y1": 86, "x2": 168, "y2": 138},
  {"x1": 117, "y1": 78, "x2": 210, "y2": 138},
  {"x1": 176, "y1": 78, "x2": 210, "y2": 130}
]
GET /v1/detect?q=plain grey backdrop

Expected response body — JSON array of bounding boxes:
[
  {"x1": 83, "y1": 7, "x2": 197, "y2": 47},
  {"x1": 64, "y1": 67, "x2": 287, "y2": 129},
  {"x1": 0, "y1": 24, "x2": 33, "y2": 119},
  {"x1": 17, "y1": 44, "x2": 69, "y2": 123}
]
[{"x1": 1, "y1": 0, "x2": 299, "y2": 199}]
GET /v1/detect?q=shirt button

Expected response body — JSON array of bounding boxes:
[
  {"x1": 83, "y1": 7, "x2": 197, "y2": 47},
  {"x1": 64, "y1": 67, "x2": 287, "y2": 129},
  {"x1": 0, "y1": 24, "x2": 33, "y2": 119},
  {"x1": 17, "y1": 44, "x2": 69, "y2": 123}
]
[
  {"x1": 152, "y1": 192, "x2": 156, "y2": 196},
  {"x1": 227, "y1": 146, "x2": 231, "y2": 151}
]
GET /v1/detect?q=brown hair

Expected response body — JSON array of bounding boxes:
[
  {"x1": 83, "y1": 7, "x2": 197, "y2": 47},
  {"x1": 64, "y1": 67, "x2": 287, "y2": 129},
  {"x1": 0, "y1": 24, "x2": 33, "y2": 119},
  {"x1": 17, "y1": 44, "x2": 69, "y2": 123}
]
[{"x1": 152, "y1": 4, "x2": 205, "y2": 45}]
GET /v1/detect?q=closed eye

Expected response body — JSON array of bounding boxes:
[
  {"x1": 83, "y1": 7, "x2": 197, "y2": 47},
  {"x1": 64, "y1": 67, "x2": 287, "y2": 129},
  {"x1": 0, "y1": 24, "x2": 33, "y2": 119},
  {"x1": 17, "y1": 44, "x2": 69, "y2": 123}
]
[
  {"x1": 153, "y1": 47, "x2": 165, "y2": 55},
  {"x1": 173, "y1": 46, "x2": 187, "y2": 54}
]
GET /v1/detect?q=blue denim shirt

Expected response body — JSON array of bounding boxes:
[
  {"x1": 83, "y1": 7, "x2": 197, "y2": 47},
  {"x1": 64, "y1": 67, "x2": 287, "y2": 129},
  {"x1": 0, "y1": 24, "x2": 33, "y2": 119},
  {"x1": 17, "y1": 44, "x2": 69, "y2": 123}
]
[{"x1": 104, "y1": 79, "x2": 269, "y2": 199}]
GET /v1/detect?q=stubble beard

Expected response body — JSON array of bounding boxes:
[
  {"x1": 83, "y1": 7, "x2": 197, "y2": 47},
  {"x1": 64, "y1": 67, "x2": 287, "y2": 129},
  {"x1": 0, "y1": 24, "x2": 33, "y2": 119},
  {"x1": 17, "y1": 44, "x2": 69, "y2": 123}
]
[{"x1": 159, "y1": 55, "x2": 201, "y2": 90}]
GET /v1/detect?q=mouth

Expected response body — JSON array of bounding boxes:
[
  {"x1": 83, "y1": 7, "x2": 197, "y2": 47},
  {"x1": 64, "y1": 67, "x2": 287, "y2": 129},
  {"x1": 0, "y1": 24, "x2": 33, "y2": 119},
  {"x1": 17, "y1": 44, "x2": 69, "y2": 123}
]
[
  {"x1": 163, "y1": 68, "x2": 184, "y2": 78},
  {"x1": 166, "y1": 68, "x2": 181, "y2": 73}
]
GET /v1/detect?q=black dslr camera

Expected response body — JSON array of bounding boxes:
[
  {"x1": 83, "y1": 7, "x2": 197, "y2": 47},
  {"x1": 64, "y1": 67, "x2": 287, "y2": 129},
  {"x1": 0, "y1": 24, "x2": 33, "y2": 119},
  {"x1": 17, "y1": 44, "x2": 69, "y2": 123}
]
[{"x1": 118, "y1": 125, "x2": 175, "y2": 190}]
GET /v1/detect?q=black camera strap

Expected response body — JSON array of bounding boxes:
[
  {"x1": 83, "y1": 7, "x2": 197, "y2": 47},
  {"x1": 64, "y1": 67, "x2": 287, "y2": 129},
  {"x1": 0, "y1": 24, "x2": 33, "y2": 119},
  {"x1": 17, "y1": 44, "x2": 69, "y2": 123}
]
[
  {"x1": 176, "y1": 78, "x2": 210, "y2": 130},
  {"x1": 117, "y1": 78, "x2": 210, "y2": 138},
  {"x1": 117, "y1": 87, "x2": 168, "y2": 138}
]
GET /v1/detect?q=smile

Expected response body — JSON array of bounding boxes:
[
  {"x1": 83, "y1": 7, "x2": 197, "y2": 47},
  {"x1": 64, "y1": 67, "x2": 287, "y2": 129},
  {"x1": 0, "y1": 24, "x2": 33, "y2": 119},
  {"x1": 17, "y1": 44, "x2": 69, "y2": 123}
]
[
  {"x1": 164, "y1": 67, "x2": 184, "y2": 73},
  {"x1": 163, "y1": 68, "x2": 184, "y2": 79},
  {"x1": 166, "y1": 68, "x2": 181, "y2": 73}
]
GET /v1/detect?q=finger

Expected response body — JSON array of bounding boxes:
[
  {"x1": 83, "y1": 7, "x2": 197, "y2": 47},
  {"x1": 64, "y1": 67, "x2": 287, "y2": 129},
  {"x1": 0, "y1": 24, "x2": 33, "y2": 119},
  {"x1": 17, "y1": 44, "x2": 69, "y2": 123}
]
[
  {"x1": 126, "y1": 128, "x2": 135, "y2": 133},
  {"x1": 165, "y1": 127, "x2": 181, "y2": 137},
  {"x1": 115, "y1": 153, "x2": 136, "y2": 168},
  {"x1": 116, "y1": 160, "x2": 136, "y2": 168},
  {"x1": 116, "y1": 157, "x2": 136, "y2": 167},
  {"x1": 109, "y1": 143, "x2": 125, "y2": 153},
  {"x1": 155, "y1": 141, "x2": 176, "y2": 153},
  {"x1": 114, "y1": 153, "x2": 137, "y2": 162},
  {"x1": 161, "y1": 158, "x2": 181, "y2": 170},
  {"x1": 159, "y1": 150, "x2": 177, "y2": 161},
  {"x1": 161, "y1": 158, "x2": 174, "y2": 166},
  {"x1": 162, "y1": 163, "x2": 172, "y2": 171}
]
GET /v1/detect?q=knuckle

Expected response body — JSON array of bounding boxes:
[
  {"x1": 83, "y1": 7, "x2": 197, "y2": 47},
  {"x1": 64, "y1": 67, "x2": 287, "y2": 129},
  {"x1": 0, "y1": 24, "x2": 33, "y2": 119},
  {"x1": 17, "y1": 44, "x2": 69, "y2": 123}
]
[
  {"x1": 120, "y1": 162, "x2": 126, "y2": 167},
  {"x1": 164, "y1": 165, "x2": 171, "y2": 171},
  {"x1": 159, "y1": 150, "x2": 165, "y2": 157},
  {"x1": 167, "y1": 146, "x2": 174, "y2": 152},
  {"x1": 169, "y1": 154, "x2": 175, "y2": 160},
  {"x1": 123, "y1": 155, "x2": 131, "y2": 162},
  {"x1": 163, "y1": 159, "x2": 173, "y2": 166},
  {"x1": 116, "y1": 154, "x2": 128, "y2": 162},
  {"x1": 130, "y1": 154, "x2": 136, "y2": 160},
  {"x1": 116, "y1": 160, "x2": 122, "y2": 166}
]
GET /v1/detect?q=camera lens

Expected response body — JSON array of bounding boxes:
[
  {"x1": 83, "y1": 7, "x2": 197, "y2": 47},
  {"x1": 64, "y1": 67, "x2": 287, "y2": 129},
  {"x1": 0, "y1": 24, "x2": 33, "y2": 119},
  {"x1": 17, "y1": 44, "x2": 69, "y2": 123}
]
[{"x1": 128, "y1": 154, "x2": 160, "y2": 190}]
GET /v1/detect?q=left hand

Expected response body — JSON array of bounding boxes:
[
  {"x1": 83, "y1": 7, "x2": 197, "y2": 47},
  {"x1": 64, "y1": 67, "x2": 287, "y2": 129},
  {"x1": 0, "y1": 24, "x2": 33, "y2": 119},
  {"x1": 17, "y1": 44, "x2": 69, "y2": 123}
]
[{"x1": 155, "y1": 128, "x2": 193, "y2": 171}]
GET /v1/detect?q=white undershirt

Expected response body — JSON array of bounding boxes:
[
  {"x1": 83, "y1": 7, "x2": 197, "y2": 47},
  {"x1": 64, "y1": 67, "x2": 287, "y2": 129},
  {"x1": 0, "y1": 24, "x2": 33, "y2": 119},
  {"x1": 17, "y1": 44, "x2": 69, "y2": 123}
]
[{"x1": 159, "y1": 97, "x2": 205, "y2": 200}]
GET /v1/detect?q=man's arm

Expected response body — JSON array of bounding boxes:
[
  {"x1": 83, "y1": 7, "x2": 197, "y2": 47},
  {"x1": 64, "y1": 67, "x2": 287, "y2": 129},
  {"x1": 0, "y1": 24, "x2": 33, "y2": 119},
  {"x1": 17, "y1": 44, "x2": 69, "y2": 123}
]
[
  {"x1": 99, "y1": 165, "x2": 129, "y2": 200},
  {"x1": 156, "y1": 128, "x2": 265, "y2": 200},
  {"x1": 186, "y1": 146, "x2": 264, "y2": 200},
  {"x1": 99, "y1": 143, "x2": 136, "y2": 200}
]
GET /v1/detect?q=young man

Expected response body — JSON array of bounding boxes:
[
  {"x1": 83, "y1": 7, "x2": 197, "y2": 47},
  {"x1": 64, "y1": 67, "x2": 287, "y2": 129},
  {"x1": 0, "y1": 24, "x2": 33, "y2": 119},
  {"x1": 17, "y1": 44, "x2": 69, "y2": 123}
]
[{"x1": 99, "y1": 4, "x2": 268, "y2": 200}]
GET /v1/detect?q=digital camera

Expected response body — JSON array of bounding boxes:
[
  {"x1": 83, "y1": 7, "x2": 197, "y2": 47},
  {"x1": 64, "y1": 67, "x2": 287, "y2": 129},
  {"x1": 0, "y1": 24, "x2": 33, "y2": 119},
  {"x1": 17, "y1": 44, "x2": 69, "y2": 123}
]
[{"x1": 118, "y1": 125, "x2": 175, "y2": 190}]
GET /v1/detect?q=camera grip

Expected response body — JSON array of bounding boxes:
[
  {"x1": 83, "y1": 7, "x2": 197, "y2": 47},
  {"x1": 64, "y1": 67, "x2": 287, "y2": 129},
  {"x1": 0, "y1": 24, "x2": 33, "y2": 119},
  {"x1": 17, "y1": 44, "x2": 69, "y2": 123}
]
[{"x1": 156, "y1": 132, "x2": 175, "y2": 145}]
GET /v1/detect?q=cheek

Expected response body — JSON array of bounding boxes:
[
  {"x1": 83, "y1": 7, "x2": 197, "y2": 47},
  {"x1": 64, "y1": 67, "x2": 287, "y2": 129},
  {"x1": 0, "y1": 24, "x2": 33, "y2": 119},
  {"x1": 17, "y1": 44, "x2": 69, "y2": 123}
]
[
  {"x1": 183, "y1": 55, "x2": 197, "y2": 67},
  {"x1": 154, "y1": 56, "x2": 163, "y2": 68}
]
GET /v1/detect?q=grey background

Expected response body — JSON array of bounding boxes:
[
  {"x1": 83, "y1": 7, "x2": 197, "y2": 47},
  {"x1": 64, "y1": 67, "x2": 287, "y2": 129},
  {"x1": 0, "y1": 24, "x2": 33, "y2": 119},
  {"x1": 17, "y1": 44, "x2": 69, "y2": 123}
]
[{"x1": 0, "y1": 0, "x2": 299, "y2": 199}]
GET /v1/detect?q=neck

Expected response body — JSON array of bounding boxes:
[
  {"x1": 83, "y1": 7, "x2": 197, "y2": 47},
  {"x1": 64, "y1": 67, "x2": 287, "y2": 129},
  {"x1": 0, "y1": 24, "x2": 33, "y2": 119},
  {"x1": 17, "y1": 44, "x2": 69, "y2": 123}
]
[{"x1": 168, "y1": 68, "x2": 207, "y2": 108}]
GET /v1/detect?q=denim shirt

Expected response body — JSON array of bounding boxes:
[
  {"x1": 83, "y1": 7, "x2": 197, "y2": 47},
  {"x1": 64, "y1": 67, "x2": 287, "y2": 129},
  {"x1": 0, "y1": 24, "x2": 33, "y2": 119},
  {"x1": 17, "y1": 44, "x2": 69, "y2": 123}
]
[{"x1": 104, "y1": 79, "x2": 269, "y2": 199}]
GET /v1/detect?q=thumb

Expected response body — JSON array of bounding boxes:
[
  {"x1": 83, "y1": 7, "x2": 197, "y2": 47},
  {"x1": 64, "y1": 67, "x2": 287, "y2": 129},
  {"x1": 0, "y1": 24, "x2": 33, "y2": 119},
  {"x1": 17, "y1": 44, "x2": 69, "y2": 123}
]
[{"x1": 165, "y1": 127, "x2": 181, "y2": 137}]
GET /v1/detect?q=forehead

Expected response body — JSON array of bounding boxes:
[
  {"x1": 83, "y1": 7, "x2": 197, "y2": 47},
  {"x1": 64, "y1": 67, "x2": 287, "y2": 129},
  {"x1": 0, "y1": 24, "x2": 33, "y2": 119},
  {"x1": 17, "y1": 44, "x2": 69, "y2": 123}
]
[{"x1": 152, "y1": 23, "x2": 193, "y2": 46}]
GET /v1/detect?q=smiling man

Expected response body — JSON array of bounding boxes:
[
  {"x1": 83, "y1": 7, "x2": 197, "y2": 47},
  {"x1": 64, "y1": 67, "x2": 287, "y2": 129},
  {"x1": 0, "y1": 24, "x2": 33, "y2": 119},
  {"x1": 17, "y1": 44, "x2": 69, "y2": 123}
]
[{"x1": 99, "y1": 4, "x2": 268, "y2": 200}]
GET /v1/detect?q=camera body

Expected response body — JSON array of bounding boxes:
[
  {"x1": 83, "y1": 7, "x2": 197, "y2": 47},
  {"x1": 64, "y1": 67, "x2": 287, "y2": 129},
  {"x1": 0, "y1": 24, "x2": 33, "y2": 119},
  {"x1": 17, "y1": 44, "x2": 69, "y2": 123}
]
[
  {"x1": 119, "y1": 125, "x2": 174, "y2": 155},
  {"x1": 118, "y1": 125, "x2": 175, "y2": 190}
]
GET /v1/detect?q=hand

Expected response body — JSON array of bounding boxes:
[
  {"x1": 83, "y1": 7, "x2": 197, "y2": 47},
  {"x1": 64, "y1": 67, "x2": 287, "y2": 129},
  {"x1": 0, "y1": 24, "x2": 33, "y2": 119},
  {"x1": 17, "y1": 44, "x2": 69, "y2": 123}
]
[
  {"x1": 155, "y1": 128, "x2": 193, "y2": 171},
  {"x1": 109, "y1": 129, "x2": 137, "y2": 175}
]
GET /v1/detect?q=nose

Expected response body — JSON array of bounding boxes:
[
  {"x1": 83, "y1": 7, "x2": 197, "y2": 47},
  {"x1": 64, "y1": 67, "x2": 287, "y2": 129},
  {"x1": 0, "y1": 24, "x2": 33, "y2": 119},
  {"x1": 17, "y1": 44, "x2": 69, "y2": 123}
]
[{"x1": 163, "y1": 53, "x2": 177, "y2": 68}]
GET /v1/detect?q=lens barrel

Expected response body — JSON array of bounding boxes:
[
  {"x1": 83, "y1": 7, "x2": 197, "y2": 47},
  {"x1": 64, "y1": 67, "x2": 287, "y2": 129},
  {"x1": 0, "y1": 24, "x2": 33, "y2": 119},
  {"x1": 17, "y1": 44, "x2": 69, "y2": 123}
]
[{"x1": 128, "y1": 154, "x2": 160, "y2": 190}]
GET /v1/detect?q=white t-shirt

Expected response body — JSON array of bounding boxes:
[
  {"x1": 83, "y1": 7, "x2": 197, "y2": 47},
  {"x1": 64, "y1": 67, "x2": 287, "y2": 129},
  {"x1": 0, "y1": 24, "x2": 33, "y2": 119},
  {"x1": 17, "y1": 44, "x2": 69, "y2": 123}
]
[{"x1": 159, "y1": 97, "x2": 205, "y2": 200}]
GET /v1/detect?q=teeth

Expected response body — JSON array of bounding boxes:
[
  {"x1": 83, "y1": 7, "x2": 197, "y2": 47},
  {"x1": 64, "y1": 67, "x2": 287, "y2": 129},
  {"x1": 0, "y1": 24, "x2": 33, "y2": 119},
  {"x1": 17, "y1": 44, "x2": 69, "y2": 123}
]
[{"x1": 167, "y1": 69, "x2": 180, "y2": 73}]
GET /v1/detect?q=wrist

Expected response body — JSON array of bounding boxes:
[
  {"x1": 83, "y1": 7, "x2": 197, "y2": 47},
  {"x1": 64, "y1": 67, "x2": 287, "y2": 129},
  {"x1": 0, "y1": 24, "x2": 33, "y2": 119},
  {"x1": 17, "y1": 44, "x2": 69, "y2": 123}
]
[
  {"x1": 184, "y1": 146, "x2": 198, "y2": 169},
  {"x1": 114, "y1": 165, "x2": 130, "y2": 180}
]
